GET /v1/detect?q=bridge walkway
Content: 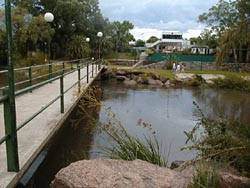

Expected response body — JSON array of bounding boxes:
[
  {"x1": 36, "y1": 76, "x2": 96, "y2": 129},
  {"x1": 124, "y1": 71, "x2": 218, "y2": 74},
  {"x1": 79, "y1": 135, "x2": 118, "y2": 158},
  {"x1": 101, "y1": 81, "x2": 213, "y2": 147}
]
[{"x1": 0, "y1": 64, "x2": 102, "y2": 188}]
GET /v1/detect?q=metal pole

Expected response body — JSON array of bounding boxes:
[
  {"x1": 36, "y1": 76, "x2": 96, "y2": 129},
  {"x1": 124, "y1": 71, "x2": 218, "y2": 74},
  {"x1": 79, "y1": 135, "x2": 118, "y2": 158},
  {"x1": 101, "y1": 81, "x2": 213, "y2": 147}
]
[
  {"x1": 87, "y1": 63, "x2": 89, "y2": 83},
  {"x1": 29, "y1": 66, "x2": 32, "y2": 92},
  {"x1": 4, "y1": 0, "x2": 19, "y2": 171},
  {"x1": 78, "y1": 64, "x2": 81, "y2": 93},
  {"x1": 60, "y1": 75, "x2": 64, "y2": 113},
  {"x1": 48, "y1": 28, "x2": 52, "y2": 80}
]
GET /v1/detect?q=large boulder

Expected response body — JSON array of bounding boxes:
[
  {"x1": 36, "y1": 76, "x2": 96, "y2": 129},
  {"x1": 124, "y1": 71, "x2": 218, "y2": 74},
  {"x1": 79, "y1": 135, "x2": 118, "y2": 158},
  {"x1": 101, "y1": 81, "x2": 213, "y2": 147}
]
[{"x1": 51, "y1": 159, "x2": 191, "y2": 188}]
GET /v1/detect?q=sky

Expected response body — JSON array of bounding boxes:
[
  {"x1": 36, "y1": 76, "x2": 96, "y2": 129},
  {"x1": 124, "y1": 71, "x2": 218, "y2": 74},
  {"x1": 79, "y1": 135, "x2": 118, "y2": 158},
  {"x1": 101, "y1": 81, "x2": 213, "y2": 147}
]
[{"x1": 99, "y1": 0, "x2": 219, "y2": 40}]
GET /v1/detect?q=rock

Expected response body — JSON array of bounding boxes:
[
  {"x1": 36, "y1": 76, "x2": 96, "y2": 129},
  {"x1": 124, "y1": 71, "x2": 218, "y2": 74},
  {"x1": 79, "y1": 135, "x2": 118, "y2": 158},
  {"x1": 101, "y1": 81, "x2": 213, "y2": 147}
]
[
  {"x1": 170, "y1": 160, "x2": 185, "y2": 169},
  {"x1": 116, "y1": 70, "x2": 127, "y2": 76},
  {"x1": 148, "y1": 79, "x2": 163, "y2": 86},
  {"x1": 147, "y1": 72, "x2": 160, "y2": 80},
  {"x1": 165, "y1": 80, "x2": 171, "y2": 88},
  {"x1": 51, "y1": 159, "x2": 191, "y2": 188},
  {"x1": 124, "y1": 79, "x2": 137, "y2": 86},
  {"x1": 218, "y1": 172, "x2": 250, "y2": 188},
  {"x1": 116, "y1": 76, "x2": 128, "y2": 81},
  {"x1": 159, "y1": 76, "x2": 169, "y2": 83}
]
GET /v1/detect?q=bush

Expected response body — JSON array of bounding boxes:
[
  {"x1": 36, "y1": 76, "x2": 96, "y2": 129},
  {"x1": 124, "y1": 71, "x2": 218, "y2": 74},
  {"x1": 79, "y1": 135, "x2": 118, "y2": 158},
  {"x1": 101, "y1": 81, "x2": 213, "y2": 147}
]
[
  {"x1": 183, "y1": 102, "x2": 250, "y2": 177},
  {"x1": 212, "y1": 75, "x2": 250, "y2": 92}
]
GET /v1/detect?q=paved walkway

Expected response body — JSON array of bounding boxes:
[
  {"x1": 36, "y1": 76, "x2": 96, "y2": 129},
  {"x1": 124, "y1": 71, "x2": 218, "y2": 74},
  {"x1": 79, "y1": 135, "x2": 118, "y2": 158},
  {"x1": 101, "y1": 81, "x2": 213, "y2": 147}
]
[{"x1": 0, "y1": 65, "x2": 101, "y2": 188}]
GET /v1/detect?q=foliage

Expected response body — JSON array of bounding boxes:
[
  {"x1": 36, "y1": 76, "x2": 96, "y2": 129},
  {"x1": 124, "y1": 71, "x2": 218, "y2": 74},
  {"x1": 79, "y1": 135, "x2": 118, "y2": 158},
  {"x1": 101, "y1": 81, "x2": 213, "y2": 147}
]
[
  {"x1": 135, "y1": 39, "x2": 145, "y2": 47},
  {"x1": 100, "y1": 110, "x2": 168, "y2": 167},
  {"x1": 14, "y1": 52, "x2": 46, "y2": 67},
  {"x1": 199, "y1": 0, "x2": 250, "y2": 64},
  {"x1": 184, "y1": 101, "x2": 250, "y2": 177},
  {"x1": 66, "y1": 35, "x2": 91, "y2": 59},
  {"x1": 185, "y1": 75, "x2": 206, "y2": 87},
  {"x1": 146, "y1": 36, "x2": 159, "y2": 43},
  {"x1": 212, "y1": 75, "x2": 250, "y2": 92},
  {"x1": 189, "y1": 162, "x2": 219, "y2": 188}
]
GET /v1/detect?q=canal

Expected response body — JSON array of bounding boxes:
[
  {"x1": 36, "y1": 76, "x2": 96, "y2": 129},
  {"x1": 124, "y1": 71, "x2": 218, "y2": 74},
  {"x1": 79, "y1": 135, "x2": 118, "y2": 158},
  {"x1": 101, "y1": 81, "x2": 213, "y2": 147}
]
[{"x1": 22, "y1": 81, "x2": 250, "y2": 188}]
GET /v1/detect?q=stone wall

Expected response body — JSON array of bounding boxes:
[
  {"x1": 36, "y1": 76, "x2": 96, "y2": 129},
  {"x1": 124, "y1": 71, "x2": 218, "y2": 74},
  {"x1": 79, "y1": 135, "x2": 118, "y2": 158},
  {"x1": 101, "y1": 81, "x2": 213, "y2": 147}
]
[{"x1": 107, "y1": 59, "x2": 137, "y2": 66}]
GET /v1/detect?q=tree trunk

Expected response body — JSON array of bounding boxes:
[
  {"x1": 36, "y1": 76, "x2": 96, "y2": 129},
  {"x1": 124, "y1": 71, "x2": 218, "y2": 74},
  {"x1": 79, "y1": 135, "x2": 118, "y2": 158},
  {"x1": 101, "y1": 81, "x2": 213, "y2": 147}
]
[
  {"x1": 233, "y1": 47, "x2": 238, "y2": 64},
  {"x1": 246, "y1": 45, "x2": 250, "y2": 63}
]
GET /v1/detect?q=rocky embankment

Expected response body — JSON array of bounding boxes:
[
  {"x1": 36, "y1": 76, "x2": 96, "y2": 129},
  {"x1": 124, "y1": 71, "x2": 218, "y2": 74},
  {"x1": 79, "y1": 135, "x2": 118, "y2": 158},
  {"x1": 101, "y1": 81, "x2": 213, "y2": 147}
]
[
  {"x1": 51, "y1": 159, "x2": 250, "y2": 188},
  {"x1": 100, "y1": 67, "x2": 224, "y2": 88}
]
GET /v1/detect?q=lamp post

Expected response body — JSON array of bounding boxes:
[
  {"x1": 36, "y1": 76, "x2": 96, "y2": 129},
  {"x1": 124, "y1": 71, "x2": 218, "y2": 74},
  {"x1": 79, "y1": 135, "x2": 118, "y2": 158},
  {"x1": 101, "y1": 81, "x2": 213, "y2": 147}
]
[
  {"x1": 97, "y1": 32, "x2": 103, "y2": 69},
  {"x1": 44, "y1": 12, "x2": 54, "y2": 79}
]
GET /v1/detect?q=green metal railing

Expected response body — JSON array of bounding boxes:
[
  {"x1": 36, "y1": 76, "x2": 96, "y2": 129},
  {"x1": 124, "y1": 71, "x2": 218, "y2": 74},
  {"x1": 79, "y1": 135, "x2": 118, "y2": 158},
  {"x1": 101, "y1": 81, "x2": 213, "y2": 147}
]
[{"x1": 0, "y1": 58, "x2": 102, "y2": 172}]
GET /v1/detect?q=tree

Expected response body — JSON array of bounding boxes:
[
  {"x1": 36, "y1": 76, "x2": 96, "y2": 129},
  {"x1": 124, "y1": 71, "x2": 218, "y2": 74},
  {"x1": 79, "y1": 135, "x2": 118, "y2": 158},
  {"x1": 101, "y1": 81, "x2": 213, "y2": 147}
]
[
  {"x1": 108, "y1": 21, "x2": 134, "y2": 53},
  {"x1": 66, "y1": 35, "x2": 91, "y2": 59},
  {"x1": 199, "y1": 0, "x2": 250, "y2": 64},
  {"x1": 135, "y1": 39, "x2": 145, "y2": 47},
  {"x1": 146, "y1": 36, "x2": 159, "y2": 43}
]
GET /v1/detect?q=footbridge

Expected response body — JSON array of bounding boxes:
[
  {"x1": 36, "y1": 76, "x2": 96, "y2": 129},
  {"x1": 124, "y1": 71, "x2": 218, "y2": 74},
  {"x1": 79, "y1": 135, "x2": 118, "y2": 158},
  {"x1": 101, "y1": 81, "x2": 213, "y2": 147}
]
[{"x1": 0, "y1": 59, "x2": 103, "y2": 188}]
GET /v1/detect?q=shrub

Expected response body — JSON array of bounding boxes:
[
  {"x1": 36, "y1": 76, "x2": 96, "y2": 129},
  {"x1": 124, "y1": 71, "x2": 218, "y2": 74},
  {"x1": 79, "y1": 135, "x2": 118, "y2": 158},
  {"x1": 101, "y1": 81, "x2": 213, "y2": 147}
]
[
  {"x1": 212, "y1": 75, "x2": 250, "y2": 92},
  {"x1": 183, "y1": 101, "x2": 250, "y2": 177}
]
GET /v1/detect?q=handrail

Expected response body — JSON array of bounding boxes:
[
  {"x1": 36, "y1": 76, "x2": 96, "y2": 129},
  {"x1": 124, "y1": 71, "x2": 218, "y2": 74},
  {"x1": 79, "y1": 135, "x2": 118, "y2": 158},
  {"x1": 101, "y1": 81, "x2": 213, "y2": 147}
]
[
  {"x1": 0, "y1": 58, "x2": 89, "y2": 92},
  {"x1": 0, "y1": 58, "x2": 103, "y2": 172}
]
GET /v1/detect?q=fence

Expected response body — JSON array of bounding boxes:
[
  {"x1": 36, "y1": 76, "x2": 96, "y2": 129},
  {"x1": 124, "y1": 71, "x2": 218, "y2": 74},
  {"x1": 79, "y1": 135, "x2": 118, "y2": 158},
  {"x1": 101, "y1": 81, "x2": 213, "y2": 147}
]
[{"x1": 0, "y1": 58, "x2": 102, "y2": 172}]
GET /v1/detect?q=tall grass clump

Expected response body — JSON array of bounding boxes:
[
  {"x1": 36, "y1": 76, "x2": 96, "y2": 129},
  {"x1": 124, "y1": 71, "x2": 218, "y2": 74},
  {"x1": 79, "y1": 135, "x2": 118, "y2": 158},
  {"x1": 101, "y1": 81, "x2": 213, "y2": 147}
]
[
  {"x1": 99, "y1": 110, "x2": 168, "y2": 167},
  {"x1": 189, "y1": 162, "x2": 219, "y2": 188},
  {"x1": 77, "y1": 87, "x2": 168, "y2": 167}
]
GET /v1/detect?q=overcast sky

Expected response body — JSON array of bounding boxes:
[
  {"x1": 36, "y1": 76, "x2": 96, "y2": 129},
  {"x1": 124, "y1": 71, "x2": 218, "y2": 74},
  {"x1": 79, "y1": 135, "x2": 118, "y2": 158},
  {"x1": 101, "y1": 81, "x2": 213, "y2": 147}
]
[{"x1": 99, "y1": 0, "x2": 218, "y2": 40}]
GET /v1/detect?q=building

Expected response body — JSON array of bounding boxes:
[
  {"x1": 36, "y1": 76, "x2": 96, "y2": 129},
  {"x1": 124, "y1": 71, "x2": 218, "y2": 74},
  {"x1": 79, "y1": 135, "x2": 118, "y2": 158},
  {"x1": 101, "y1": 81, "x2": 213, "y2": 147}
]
[
  {"x1": 191, "y1": 45, "x2": 214, "y2": 55},
  {"x1": 146, "y1": 31, "x2": 191, "y2": 52}
]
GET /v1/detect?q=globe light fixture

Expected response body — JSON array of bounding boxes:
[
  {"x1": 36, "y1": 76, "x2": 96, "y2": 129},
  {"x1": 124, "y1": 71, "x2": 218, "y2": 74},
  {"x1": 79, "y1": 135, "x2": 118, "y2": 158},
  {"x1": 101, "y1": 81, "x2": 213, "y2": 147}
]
[
  {"x1": 97, "y1": 32, "x2": 103, "y2": 38},
  {"x1": 44, "y1": 12, "x2": 54, "y2": 23},
  {"x1": 86, "y1": 37, "x2": 90, "y2": 43}
]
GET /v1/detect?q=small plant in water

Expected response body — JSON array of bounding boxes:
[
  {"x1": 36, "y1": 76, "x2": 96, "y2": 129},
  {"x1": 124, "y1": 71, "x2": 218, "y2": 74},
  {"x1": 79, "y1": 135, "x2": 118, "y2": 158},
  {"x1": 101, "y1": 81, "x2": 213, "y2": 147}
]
[{"x1": 99, "y1": 109, "x2": 168, "y2": 167}]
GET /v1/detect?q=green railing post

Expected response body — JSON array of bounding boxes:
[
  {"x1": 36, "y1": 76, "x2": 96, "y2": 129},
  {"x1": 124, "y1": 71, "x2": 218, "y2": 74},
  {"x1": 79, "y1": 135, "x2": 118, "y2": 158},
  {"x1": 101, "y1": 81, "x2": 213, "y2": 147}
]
[
  {"x1": 87, "y1": 63, "x2": 89, "y2": 83},
  {"x1": 77, "y1": 64, "x2": 81, "y2": 93},
  {"x1": 71, "y1": 62, "x2": 73, "y2": 70},
  {"x1": 62, "y1": 62, "x2": 65, "y2": 75},
  {"x1": 4, "y1": 0, "x2": 19, "y2": 172},
  {"x1": 60, "y1": 75, "x2": 64, "y2": 113},
  {"x1": 29, "y1": 65, "x2": 32, "y2": 92},
  {"x1": 3, "y1": 89, "x2": 19, "y2": 172}
]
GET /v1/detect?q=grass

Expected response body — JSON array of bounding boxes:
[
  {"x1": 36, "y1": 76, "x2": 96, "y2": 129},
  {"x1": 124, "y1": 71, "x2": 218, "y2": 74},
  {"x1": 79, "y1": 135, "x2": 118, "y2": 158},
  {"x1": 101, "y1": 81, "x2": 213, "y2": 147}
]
[
  {"x1": 189, "y1": 162, "x2": 219, "y2": 188},
  {"x1": 99, "y1": 110, "x2": 168, "y2": 167},
  {"x1": 184, "y1": 69, "x2": 250, "y2": 77}
]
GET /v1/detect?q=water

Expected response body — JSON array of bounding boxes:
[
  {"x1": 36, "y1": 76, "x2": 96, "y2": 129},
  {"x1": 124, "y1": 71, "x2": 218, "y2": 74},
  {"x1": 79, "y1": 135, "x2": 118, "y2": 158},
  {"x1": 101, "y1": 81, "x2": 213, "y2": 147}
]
[{"x1": 24, "y1": 82, "x2": 250, "y2": 187}]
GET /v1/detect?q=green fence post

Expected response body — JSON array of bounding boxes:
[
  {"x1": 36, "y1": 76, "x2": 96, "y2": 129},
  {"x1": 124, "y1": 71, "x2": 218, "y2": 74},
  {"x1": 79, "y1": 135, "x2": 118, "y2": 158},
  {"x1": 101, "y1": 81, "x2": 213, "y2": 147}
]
[
  {"x1": 3, "y1": 89, "x2": 19, "y2": 172},
  {"x1": 71, "y1": 62, "x2": 73, "y2": 70},
  {"x1": 29, "y1": 66, "x2": 32, "y2": 92},
  {"x1": 62, "y1": 62, "x2": 65, "y2": 75},
  {"x1": 60, "y1": 75, "x2": 64, "y2": 113},
  {"x1": 78, "y1": 64, "x2": 81, "y2": 93},
  {"x1": 87, "y1": 63, "x2": 89, "y2": 83}
]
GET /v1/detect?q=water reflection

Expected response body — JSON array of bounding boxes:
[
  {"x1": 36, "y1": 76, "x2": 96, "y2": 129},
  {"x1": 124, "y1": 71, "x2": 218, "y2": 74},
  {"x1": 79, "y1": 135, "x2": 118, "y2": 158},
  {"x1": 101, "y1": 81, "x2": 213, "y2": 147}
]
[
  {"x1": 24, "y1": 81, "x2": 250, "y2": 187},
  {"x1": 27, "y1": 105, "x2": 99, "y2": 188},
  {"x1": 90, "y1": 81, "x2": 250, "y2": 164}
]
